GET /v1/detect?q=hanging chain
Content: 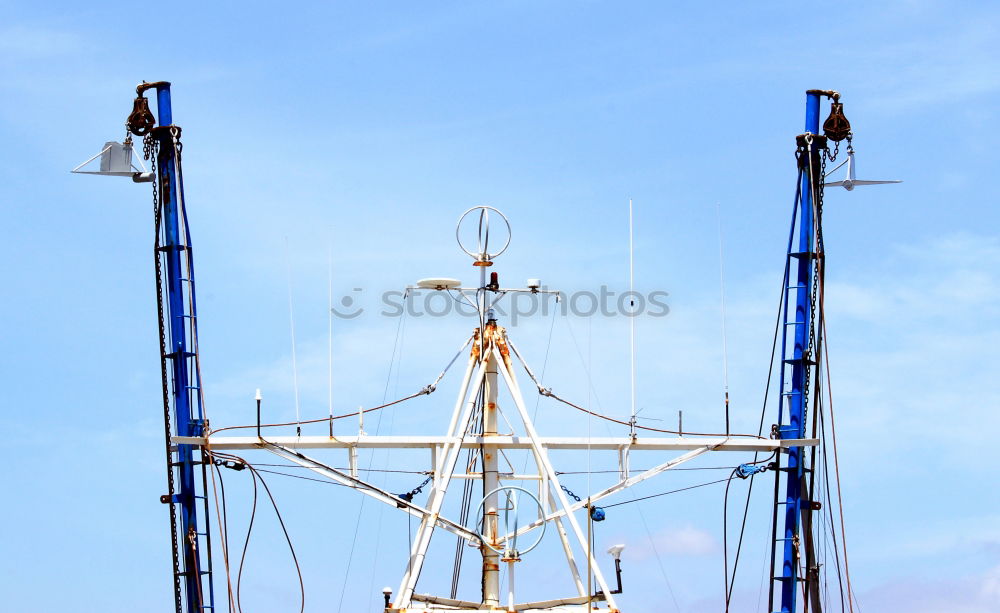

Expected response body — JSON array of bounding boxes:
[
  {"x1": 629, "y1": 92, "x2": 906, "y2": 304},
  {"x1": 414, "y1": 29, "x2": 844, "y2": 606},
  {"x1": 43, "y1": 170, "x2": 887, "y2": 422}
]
[
  {"x1": 802, "y1": 149, "x2": 826, "y2": 428},
  {"x1": 824, "y1": 131, "x2": 852, "y2": 164},
  {"x1": 399, "y1": 475, "x2": 433, "y2": 502},
  {"x1": 561, "y1": 484, "x2": 582, "y2": 502},
  {"x1": 147, "y1": 133, "x2": 184, "y2": 613}
]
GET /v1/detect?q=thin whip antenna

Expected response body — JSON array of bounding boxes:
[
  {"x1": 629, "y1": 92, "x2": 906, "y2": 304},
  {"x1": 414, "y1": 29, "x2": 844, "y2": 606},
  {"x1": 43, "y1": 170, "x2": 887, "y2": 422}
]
[
  {"x1": 328, "y1": 245, "x2": 334, "y2": 437},
  {"x1": 285, "y1": 238, "x2": 302, "y2": 437},
  {"x1": 716, "y1": 202, "x2": 731, "y2": 435},
  {"x1": 628, "y1": 198, "x2": 637, "y2": 435}
]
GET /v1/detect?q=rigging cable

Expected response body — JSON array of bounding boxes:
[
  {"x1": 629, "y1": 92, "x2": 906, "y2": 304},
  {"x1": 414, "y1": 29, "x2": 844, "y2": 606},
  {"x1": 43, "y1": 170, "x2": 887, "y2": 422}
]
[
  {"x1": 601, "y1": 477, "x2": 731, "y2": 508},
  {"x1": 207, "y1": 390, "x2": 428, "y2": 436},
  {"x1": 722, "y1": 467, "x2": 739, "y2": 611},
  {"x1": 233, "y1": 455, "x2": 258, "y2": 613},
  {"x1": 208, "y1": 334, "x2": 471, "y2": 437},
  {"x1": 211, "y1": 451, "x2": 305, "y2": 613},
  {"x1": 823, "y1": 315, "x2": 856, "y2": 612},
  {"x1": 250, "y1": 464, "x2": 305, "y2": 613},
  {"x1": 634, "y1": 499, "x2": 683, "y2": 612},
  {"x1": 208, "y1": 459, "x2": 235, "y2": 612},
  {"x1": 726, "y1": 168, "x2": 802, "y2": 611},
  {"x1": 366, "y1": 306, "x2": 409, "y2": 611},
  {"x1": 252, "y1": 468, "x2": 350, "y2": 486},
  {"x1": 818, "y1": 388, "x2": 846, "y2": 613},
  {"x1": 540, "y1": 389, "x2": 765, "y2": 439},
  {"x1": 335, "y1": 301, "x2": 407, "y2": 613},
  {"x1": 247, "y1": 463, "x2": 428, "y2": 475},
  {"x1": 722, "y1": 452, "x2": 776, "y2": 611},
  {"x1": 509, "y1": 335, "x2": 765, "y2": 439}
]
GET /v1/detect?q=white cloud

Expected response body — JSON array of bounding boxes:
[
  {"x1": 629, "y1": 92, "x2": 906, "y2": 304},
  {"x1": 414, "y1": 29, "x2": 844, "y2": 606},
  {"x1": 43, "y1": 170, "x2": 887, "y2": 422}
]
[
  {"x1": 860, "y1": 564, "x2": 1000, "y2": 613},
  {"x1": 633, "y1": 524, "x2": 719, "y2": 559}
]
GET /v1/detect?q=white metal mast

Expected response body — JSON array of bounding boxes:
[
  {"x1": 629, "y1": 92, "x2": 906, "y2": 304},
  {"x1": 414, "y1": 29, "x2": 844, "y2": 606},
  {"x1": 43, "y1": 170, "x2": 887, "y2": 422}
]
[{"x1": 478, "y1": 208, "x2": 502, "y2": 607}]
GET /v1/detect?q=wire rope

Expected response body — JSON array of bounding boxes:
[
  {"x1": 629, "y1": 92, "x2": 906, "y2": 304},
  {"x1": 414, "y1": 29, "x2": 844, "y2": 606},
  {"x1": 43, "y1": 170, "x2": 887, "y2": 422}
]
[{"x1": 335, "y1": 303, "x2": 407, "y2": 613}]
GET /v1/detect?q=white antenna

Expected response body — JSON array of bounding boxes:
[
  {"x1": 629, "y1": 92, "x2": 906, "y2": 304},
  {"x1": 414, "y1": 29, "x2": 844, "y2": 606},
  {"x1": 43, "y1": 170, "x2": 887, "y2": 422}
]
[
  {"x1": 328, "y1": 245, "x2": 334, "y2": 437},
  {"x1": 285, "y1": 238, "x2": 302, "y2": 437},
  {"x1": 628, "y1": 198, "x2": 637, "y2": 436},
  {"x1": 716, "y1": 203, "x2": 731, "y2": 434}
]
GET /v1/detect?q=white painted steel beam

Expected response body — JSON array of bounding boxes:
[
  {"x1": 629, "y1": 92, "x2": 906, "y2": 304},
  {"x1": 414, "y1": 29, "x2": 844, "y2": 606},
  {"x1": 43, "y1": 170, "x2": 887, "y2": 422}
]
[
  {"x1": 177, "y1": 434, "x2": 816, "y2": 451},
  {"x1": 492, "y1": 345, "x2": 618, "y2": 611},
  {"x1": 263, "y1": 443, "x2": 480, "y2": 544}
]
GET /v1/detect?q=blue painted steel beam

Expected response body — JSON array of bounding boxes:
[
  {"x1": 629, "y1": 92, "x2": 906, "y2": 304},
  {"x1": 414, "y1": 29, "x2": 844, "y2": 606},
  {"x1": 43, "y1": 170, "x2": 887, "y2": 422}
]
[
  {"x1": 776, "y1": 91, "x2": 821, "y2": 613},
  {"x1": 155, "y1": 83, "x2": 205, "y2": 613}
]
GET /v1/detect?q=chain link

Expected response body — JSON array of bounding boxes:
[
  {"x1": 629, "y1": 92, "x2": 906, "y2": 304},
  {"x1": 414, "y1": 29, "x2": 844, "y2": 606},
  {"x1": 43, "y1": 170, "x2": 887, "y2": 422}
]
[
  {"x1": 802, "y1": 150, "x2": 826, "y2": 428},
  {"x1": 561, "y1": 484, "x2": 582, "y2": 502},
  {"x1": 399, "y1": 475, "x2": 433, "y2": 502},
  {"x1": 147, "y1": 133, "x2": 184, "y2": 613}
]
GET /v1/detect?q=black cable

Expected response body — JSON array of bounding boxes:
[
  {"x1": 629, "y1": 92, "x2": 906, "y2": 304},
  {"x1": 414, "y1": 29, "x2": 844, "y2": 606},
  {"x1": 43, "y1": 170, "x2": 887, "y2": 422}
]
[
  {"x1": 254, "y1": 468, "x2": 350, "y2": 487},
  {"x1": 247, "y1": 467, "x2": 306, "y2": 613},
  {"x1": 212, "y1": 451, "x2": 305, "y2": 613},
  {"x1": 723, "y1": 467, "x2": 738, "y2": 612},
  {"x1": 819, "y1": 399, "x2": 846, "y2": 613},
  {"x1": 235, "y1": 461, "x2": 258, "y2": 613},
  {"x1": 211, "y1": 462, "x2": 235, "y2": 613},
  {"x1": 557, "y1": 466, "x2": 739, "y2": 475},
  {"x1": 250, "y1": 463, "x2": 427, "y2": 475},
  {"x1": 602, "y1": 477, "x2": 731, "y2": 508},
  {"x1": 727, "y1": 240, "x2": 792, "y2": 609}
]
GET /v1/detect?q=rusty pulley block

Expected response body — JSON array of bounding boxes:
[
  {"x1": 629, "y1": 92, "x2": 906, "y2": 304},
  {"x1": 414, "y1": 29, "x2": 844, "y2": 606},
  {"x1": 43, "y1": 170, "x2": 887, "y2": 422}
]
[
  {"x1": 126, "y1": 81, "x2": 170, "y2": 136},
  {"x1": 823, "y1": 100, "x2": 851, "y2": 142},
  {"x1": 805, "y1": 89, "x2": 852, "y2": 143},
  {"x1": 820, "y1": 91, "x2": 851, "y2": 142},
  {"x1": 126, "y1": 94, "x2": 156, "y2": 136}
]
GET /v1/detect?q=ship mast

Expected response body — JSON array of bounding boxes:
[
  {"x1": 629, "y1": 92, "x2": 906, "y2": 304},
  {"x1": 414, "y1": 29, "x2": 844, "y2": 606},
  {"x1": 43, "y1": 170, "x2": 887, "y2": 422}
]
[
  {"x1": 476, "y1": 209, "x2": 502, "y2": 607},
  {"x1": 770, "y1": 89, "x2": 852, "y2": 613},
  {"x1": 133, "y1": 82, "x2": 215, "y2": 613}
]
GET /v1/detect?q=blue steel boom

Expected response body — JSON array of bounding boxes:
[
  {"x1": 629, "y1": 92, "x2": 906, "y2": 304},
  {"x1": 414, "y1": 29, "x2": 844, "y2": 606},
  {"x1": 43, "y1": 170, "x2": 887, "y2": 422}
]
[
  {"x1": 769, "y1": 89, "x2": 850, "y2": 613},
  {"x1": 131, "y1": 82, "x2": 215, "y2": 613}
]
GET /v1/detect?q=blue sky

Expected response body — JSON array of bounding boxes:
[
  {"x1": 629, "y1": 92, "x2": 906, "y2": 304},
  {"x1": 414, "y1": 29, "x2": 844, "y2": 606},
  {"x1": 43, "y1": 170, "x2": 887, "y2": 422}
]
[{"x1": 2, "y1": 1, "x2": 998, "y2": 612}]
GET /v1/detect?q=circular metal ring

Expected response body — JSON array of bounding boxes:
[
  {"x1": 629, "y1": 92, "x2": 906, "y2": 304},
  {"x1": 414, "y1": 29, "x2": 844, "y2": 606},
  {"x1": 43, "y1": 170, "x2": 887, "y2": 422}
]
[
  {"x1": 474, "y1": 485, "x2": 546, "y2": 556},
  {"x1": 456, "y1": 206, "x2": 511, "y2": 261}
]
